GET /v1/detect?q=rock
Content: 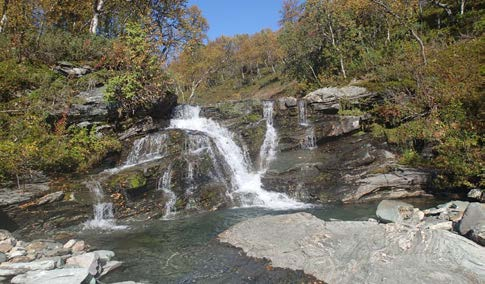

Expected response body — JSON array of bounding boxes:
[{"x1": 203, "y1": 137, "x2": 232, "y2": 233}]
[
  {"x1": 66, "y1": 252, "x2": 100, "y2": 276},
  {"x1": 36, "y1": 191, "x2": 64, "y2": 206},
  {"x1": 342, "y1": 168, "x2": 431, "y2": 203},
  {"x1": 304, "y1": 86, "x2": 373, "y2": 112},
  {"x1": 9, "y1": 255, "x2": 36, "y2": 263},
  {"x1": 376, "y1": 200, "x2": 423, "y2": 224},
  {"x1": 63, "y1": 239, "x2": 77, "y2": 250},
  {"x1": 0, "y1": 268, "x2": 23, "y2": 276},
  {"x1": 0, "y1": 259, "x2": 56, "y2": 271},
  {"x1": 421, "y1": 219, "x2": 453, "y2": 231},
  {"x1": 219, "y1": 213, "x2": 485, "y2": 283},
  {"x1": 0, "y1": 252, "x2": 6, "y2": 263},
  {"x1": 468, "y1": 188, "x2": 484, "y2": 202},
  {"x1": 10, "y1": 268, "x2": 91, "y2": 284},
  {"x1": 68, "y1": 87, "x2": 108, "y2": 124},
  {"x1": 92, "y1": 250, "x2": 115, "y2": 263},
  {"x1": 424, "y1": 200, "x2": 470, "y2": 223},
  {"x1": 0, "y1": 183, "x2": 50, "y2": 207},
  {"x1": 0, "y1": 239, "x2": 15, "y2": 253},
  {"x1": 71, "y1": 240, "x2": 86, "y2": 253},
  {"x1": 0, "y1": 230, "x2": 13, "y2": 241},
  {"x1": 459, "y1": 203, "x2": 485, "y2": 245},
  {"x1": 100, "y1": 260, "x2": 122, "y2": 277},
  {"x1": 7, "y1": 247, "x2": 27, "y2": 259},
  {"x1": 25, "y1": 240, "x2": 63, "y2": 255},
  {"x1": 54, "y1": 62, "x2": 92, "y2": 77}
]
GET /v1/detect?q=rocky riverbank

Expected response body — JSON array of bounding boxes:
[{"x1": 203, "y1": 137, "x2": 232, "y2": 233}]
[
  {"x1": 219, "y1": 200, "x2": 485, "y2": 283},
  {"x1": 0, "y1": 230, "x2": 139, "y2": 284}
]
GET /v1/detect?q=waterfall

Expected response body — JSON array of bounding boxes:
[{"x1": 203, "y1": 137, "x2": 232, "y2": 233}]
[
  {"x1": 298, "y1": 100, "x2": 308, "y2": 126},
  {"x1": 126, "y1": 132, "x2": 168, "y2": 165},
  {"x1": 169, "y1": 105, "x2": 308, "y2": 210},
  {"x1": 158, "y1": 165, "x2": 176, "y2": 219},
  {"x1": 84, "y1": 180, "x2": 126, "y2": 230},
  {"x1": 301, "y1": 127, "x2": 317, "y2": 150},
  {"x1": 259, "y1": 101, "x2": 278, "y2": 173},
  {"x1": 298, "y1": 99, "x2": 317, "y2": 150}
]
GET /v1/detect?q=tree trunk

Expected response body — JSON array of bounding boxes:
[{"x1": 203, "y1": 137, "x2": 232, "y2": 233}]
[
  {"x1": 0, "y1": 0, "x2": 9, "y2": 33},
  {"x1": 90, "y1": 0, "x2": 105, "y2": 34},
  {"x1": 460, "y1": 0, "x2": 465, "y2": 15},
  {"x1": 271, "y1": 64, "x2": 276, "y2": 74},
  {"x1": 339, "y1": 55, "x2": 347, "y2": 79},
  {"x1": 410, "y1": 28, "x2": 427, "y2": 65}
]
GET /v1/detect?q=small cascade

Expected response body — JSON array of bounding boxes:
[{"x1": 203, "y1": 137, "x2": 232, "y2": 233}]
[
  {"x1": 259, "y1": 101, "x2": 278, "y2": 173},
  {"x1": 126, "y1": 132, "x2": 168, "y2": 165},
  {"x1": 84, "y1": 180, "x2": 126, "y2": 230},
  {"x1": 298, "y1": 100, "x2": 309, "y2": 126},
  {"x1": 301, "y1": 127, "x2": 317, "y2": 150},
  {"x1": 169, "y1": 105, "x2": 308, "y2": 210},
  {"x1": 158, "y1": 165, "x2": 176, "y2": 219}
]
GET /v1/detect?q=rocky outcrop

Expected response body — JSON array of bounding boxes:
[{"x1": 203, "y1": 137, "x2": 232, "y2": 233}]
[
  {"x1": 53, "y1": 62, "x2": 92, "y2": 77},
  {"x1": 219, "y1": 212, "x2": 485, "y2": 284},
  {"x1": 303, "y1": 86, "x2": 376, "y2": 113},
  {"x1": 0, "y1": 232, "x2": 125, "y2": 283},
  {"x1": 0, "y1": 184, "x2": 50, "y2": 207}
]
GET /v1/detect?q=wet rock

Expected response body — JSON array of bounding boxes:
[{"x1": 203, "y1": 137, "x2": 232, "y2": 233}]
[
  {"x1": 0, "y1": 252, "x2": 6, "y2": 263},
  {"x1": 36, "y1": 191, "x2": 64, "y2": 206},
  {"x1": 376, "y1": 200, "x2": 424, "y2": 225},
  {"x1": 118, "y1": 116, "x2": 158, "y2": 141},
  {"x1": 468, "y1": 188, "x2": 484, "y2": 202},
  {"x1": 0, "y1": 183, "x2": 50, "y2": 207},
  {"x1": 219, "y1": 212, "x2": 485, "y2": 283},
  {"x1": 0, "y1": 259, "x2": 56, "y2": 271},
  {"x1": 99, "y1": 260, "x2": 122, "y2": 277},
  {"x1": 458, "y1": 203, "x2": 485, "y2": 245},
  {"x1": 10, "y1": 268, "x2": 91, "y2": 284}
]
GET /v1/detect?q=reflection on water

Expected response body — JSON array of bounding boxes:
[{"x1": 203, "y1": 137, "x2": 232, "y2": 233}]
[{"x1": 78, "y1": 201, "x2": 404, "y2": 283}]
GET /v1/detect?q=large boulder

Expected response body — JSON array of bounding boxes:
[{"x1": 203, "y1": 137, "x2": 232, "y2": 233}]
[
  {"x1": 376, "y1": 200, "x2": 424, "y2": 224},
  {"x1": 458, "y1": 203, "x2": 485, "y2": 245},
  {"x1": 304, "y1": 86, "x2": 375, "y2": 113},
  {"x1": 219, "y1": 212, "x2": 485, "y2": 283}
]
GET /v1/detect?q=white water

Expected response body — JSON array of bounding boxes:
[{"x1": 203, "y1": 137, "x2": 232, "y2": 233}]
[
  {"x1": 84, "y1": 180, "x2": 127, "y2": 230},
  {"x1": 169, "y1": 105, "x2": 308, "y2": 210},
  {"x1": 301, "y1": 127, "x2": 317, "y2": 150},
  {"x1": 259, "y1": 101, "x2": 278, "y2": 173},
  {"x1": 158, "y1": 165, "x2": 177, "y2": 219},
  {"x1": 298, "y1": 100, "x2": 309, "y2": 126},
  {"x1": 126, "y1": 132, "x2": 168, "y2": 165}
]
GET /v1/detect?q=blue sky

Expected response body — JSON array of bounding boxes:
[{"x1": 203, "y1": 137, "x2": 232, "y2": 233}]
[{"x1": 188, "y1": 0, "x2": 283, "y2": 40}]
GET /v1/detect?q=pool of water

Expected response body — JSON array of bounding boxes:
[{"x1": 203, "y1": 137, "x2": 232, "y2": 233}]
[{"x1": 77, "y1": 198, "x2": 442, "y2": 283}]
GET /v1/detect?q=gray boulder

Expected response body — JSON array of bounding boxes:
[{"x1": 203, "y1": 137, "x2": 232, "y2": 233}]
[
  {"x1": 376, "y1": 200, "x2": 424, "y2": 224},
  {"x1": 459, "y1": 203, "x2": 485, "y2": 245},
  {"x1": 219, "y1": 212, "x2": 485, "y2": 284},
  {"x1": 66, "y1": 252, "x2": 100, "y2": 275},
  {"x1": 10, "y1": 268, "x2": 91, "y2": 284},
  {"x1": 342, "y1": 168, "x2": 430, "y2": 203},
  {"x1": 0, "y1": 259, "x2": 56, "y2": 271},
  {"x1": 468, "y1": 188, "x2": 484, "y2": 202},
  {"x1": 304, "y1": 86, "x2": 372, "y2": 112}
]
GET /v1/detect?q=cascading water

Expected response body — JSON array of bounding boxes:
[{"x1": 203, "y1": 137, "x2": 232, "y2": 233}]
[
  {"x1": 298, "y1": 100, "x2": 308, "y2": 126},
  {"x1": 84, "y1": 180, "x2": 126, "y2": 230},
  {"x1": 259, "y1": 101, "x2": 278, "y2": 173},
  {"x1": 158, "y1": 165, "x2": 176, "y2": 219},
  {"x1": 169, "y1": 104, "x2": 308, "y2": 210},
  {"x1": 125, "y1": 132, "x2": 168, "y2": 165},
  {"x1": 298, "y1": 99, "x2": 317, "y2": 150}
]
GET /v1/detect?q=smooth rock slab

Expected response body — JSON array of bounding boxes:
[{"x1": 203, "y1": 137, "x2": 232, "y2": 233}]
[
  {"x1": 219, "y1": 212, "x2": 485, "y2": 284},
  {"x1": 0, "y1": 259, "x2": 56, "y2": 271},
  {"x1": 10, "y1": 268, "x2": 91, "y2": 284}
]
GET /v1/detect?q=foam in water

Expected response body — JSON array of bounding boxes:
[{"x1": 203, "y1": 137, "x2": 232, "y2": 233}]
[
  {"x1": 126, "y1": 132, "x2": 168, "y2": 165},
  {"x1": 84, "y1": 180, "x2": 127, "y2": 230},
  {"x1": 169, "y1": 104, "x2": 308, "y2": 210},
  {"x1": 259, "y1": 101, "x2": 278, "y2": 173},
  {"x1": 158, "y1": 165, "x2": 177, "y2": 219}
]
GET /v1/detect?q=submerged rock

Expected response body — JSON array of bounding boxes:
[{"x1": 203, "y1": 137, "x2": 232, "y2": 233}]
[{"x1": 219, "y1": 212, "x2": 485, "y2": 283}]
